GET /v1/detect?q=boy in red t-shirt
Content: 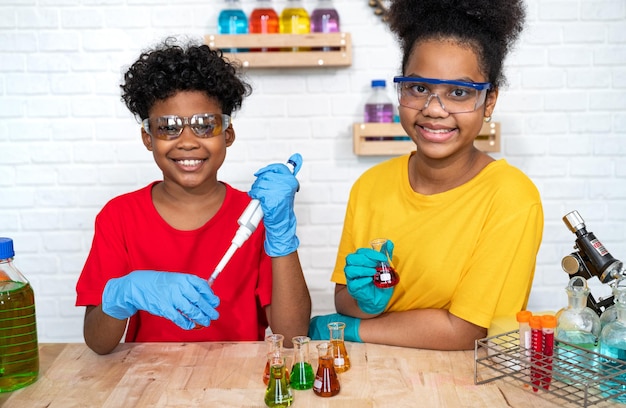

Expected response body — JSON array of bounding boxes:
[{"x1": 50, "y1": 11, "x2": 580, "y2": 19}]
[{"x1": 76, "y1": 38, "x2": 311, "y2": 354}]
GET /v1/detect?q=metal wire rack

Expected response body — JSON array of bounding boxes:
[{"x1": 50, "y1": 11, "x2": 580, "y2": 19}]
[{"x1": 475, "y1": 330, "x2": 626, "y2": 407}]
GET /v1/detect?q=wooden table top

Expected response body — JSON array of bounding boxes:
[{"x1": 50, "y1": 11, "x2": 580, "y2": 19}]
[{"x1": 0, "y1": 341, "x2": 617, "y2": 407}]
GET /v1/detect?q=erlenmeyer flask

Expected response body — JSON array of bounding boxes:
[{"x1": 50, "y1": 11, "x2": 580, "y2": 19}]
[{"x1": 370, "y1": 238, "x2": 399, "y2": 288}]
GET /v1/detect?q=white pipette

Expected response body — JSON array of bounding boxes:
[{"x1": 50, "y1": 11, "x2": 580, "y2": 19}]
[{"x1": 207, "y1": 159, "x2": 297, "y2": 287}]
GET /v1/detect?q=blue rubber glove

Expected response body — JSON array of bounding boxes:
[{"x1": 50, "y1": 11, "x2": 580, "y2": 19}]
[
  {"x1": 248, "y1": 153, "x2": 302, "y2": 257},
  {"x1": 308, "y1": 313, "x2": 362, "y2": 343},
  {"x1": 345, "y1": 240, "x2": 395, "y2": 315},
  {"x1": 102, "y1": 270, "x2": 220, "y2": 330}
]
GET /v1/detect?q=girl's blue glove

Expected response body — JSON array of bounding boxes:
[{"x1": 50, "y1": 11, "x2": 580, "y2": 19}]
[
  {"x1": 249, "y1": 153, "x2": 302, "y2": 257},
  {"x1": 345, "y1": 240, "x2": 395, "y2": 315},
  {"x1": 102, "y1": 270, "x2": 220, "y2": 330},
  {"x1": 308, "y1": 313, "x2": 362, "y2": 343}
]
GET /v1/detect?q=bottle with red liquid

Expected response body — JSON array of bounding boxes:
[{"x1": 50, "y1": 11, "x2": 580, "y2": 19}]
[
  {"x1": 370, "y1": 238, "x2": 399, "y2": 288},
  {"x1": 249, "y1": 0, "x2": 279, "y2": 52},
  {"x1": 313, "y1": 342, "x2": 340, "y2": 397}
]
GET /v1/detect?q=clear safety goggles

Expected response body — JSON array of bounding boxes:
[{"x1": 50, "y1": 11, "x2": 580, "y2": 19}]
[
  {"x1": 142, "y1": 113, "x2": 231, "y2": 140},
  {"x1": 393, "y1": 76, "x2": 492, "y2": 114}
]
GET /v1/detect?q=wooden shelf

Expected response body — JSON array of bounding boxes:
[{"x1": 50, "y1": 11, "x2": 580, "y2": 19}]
[
  {"x1": 353, "y1": 122, "x2": 501, "y2": 156},
  {"x1": 204, "y1": 33, "x2": 352, "y2": 68}
]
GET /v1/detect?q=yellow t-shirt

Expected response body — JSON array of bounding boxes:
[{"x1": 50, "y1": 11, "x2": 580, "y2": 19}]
[{"x1": 331, "y1": 155, "x2": 544, "y2": 329}]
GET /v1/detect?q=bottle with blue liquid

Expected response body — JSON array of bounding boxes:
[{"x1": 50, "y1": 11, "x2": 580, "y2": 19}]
[
  {"x1": 554, "y1": 276, "x2": 601, "y2": 384},
  {"x1": 599, "y1": 288, "x2": 626, "y2": 403},
  {"x1": 218, "y1": 0, "x2": 249, "y2": 53}
]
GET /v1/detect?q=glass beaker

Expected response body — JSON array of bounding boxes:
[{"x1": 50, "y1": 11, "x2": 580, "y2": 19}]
[
  {"x1": 290, "y1": 336, "x2": 314, "y2": 390},
  {"x1": 263, "y1": 334, "x2": 285, "y2": 385},
  {"x1": 264, "y1": 352, "x2": 293, "y2": 407},
  {"x1": 370, "y1": 238, "x2": 399, "y2": 288},
  {"x1": 328, "y1": 322, "x2": 350, "y2": 373},
  {"x1": 313, "y1": 342, "x2": 340, "y2": 397}
]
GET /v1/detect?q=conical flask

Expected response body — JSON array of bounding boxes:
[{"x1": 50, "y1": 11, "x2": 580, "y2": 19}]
[{"x1": 370, "y1": 238, "x2": 399, "y2": 288}]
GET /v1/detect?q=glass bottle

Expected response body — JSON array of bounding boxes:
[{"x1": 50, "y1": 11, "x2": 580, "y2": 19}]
[
  {"x1": 279, "y1": 0, "x2": 310, "y2": 51},
  {"x1": 554, "y1": 276, "x2": 601, "y2": 385},
  {"x1": 218, "y1": 0, "x2": 249, "y2": 53},
  {"x1": 600, "y1": 278, "x2": 626, "y2": 329},
  {"x1": 263, "y1": 333, "x2": 285, "y2": 385},
  {"x1": 328, "y1": 322, "x2": 351, "y2": 373},
  {"x1": 249, "y1": 0, "x2": 279, "y2": 52},
  {"x1": 290, "y1": 336, "x2": 314, "y2": 390},
  {"x1": 364, "y1": 80, "x2": 394, "y2": 141},
  {"x1": 0, "y1": 237, "x2": 39, "y2": 392},
  {"x1": 264, "y1": 351, "x2": 293, "y2": 407},
  {"x1": 370, "y1": 238, "x2": 399, "y2": 288},
  {"x1": 310, "y1": 0, "x2": 340, "y2": 51},
  {"x1": 599, "y1": 299, "x2": 626, "y2": 403},
  {"x1": 313, "y1": 342, "x2": 340, "y2": 397}
]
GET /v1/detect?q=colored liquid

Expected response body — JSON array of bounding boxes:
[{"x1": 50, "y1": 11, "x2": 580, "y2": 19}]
[
  {"x1": 279, "y1": 7, "x2": 310, "y2": 51},
  {"x1": 554, "y1": 339, "x2": 598, "y2": 385},
  {"x1": 330, "y1": 339, "x2": 350, "y2": 373},
  {"x1": 250, "y1": 7, "x2": 279, "y2": 52},
  {"x1": 264, "y1": 363, "x2": 293, "y2": 407},
  {"x1": 0, "y1": 281, "x2": 39, "y2": 393},
  {"x1": 599, "y1": 344, "x2": 626, "y2": 403},
  {"x1": 218, "y1": 9, "x2": 249, "y2": 53},
  {"x1": 290, "y1": 361, "x2": 314, "y2": 390},
  {"x1": 373, "y1": 264, "x2": 399, "y2": 288},
  {"x1": 365, "y1": 103, "x2": 394, "y2": 123},
  {"x1": 264, "y1": 360, "x2": 289, "y2": 385},
  {"x1": 310, "y1": 9, "x2": 340, "y2": 51},
  {"x1": 313, "y1": 354, "x2": 340, "y2": 397},
  {"x1": 310, "y1": 9, "x2": 340, "y2": 32}
]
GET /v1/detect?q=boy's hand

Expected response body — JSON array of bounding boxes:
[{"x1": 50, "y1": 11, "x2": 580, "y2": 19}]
[
  {"x1": 249, "y1": 153, "x2": 302, "y2": 257},
  {"x1": 345, "y1": 240, "x2": 395, "y2": 314},
  {"x1": 102, "y1": 270, "x2": 220, "y2": 330}
]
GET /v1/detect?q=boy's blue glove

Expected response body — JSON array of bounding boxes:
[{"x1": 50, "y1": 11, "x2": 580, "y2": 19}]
[
  {"x1": 249, "y1": 153, "x2": 302, "y2": 257},
  {"x1": 308, "y1": 313, "x2": 362, "y2": 343},
  {"x1": 345, "y1": 240, "x2": 395, "y2": 315},
  {"x1": 102, "y1": 270, "x2": 220, "y2": 330}
]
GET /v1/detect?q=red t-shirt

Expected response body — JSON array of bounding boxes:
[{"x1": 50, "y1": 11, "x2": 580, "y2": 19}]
[{"x1": 75, "y1": 182, "x2": 272, "y2": 342}]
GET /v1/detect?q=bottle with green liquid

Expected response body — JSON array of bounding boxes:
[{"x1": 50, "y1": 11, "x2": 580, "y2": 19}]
[{"x1": 0, "y1": 237, "x2": 39, "y2": 392}]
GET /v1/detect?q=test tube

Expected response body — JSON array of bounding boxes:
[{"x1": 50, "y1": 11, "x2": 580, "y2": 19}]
[
  {"x1": 540, "y1": 315, "x2": 557, "y2": 391},
  {"x1": 529, "y1": 315, "x2": 543, "y2": 392},
  {"x1": 516, "y1": 310, "x2": 532, "y2": 388}
]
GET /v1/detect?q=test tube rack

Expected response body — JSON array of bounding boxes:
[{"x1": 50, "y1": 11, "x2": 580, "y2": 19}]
[{"x1": 475, "y1": 330, "x2": 626, "y2": 407}]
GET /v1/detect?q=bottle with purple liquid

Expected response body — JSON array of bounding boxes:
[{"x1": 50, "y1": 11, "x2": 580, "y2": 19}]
[
  {"x1": 364, "y1": 80, "x2": 394, "y2": 140},
  {"x1": 311, "y1": 0, "x2": 340, "y2": 51}
]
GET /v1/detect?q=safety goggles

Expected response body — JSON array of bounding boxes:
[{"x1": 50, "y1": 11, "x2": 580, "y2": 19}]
[
  {"x1": 142, "y1": 113, "x2": 231, "y2": 140},
  {"x1": 393, "y1": 76, "x2": 492, "y2": 114}
]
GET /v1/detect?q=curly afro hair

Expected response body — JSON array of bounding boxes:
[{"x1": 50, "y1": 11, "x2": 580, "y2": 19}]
[
  {"x1": 120, "y1": 37, "x2": 252, "y2": 121},
  {"x1": 387, "y1": 0, "x2": 526, "y2": 88}
]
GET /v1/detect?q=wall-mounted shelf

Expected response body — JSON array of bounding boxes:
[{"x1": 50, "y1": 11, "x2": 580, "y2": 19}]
[
  {"x1": 204, "y1": 33, "x2": 352, "y2": 68},
  {"x1": 352, "y1": 121, "x2": 501, "y2": 156}
]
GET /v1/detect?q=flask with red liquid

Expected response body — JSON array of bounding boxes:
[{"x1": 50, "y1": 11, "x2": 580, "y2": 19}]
[{"x1": 370, "y1": 238, "x2": 399, "y2": 288}]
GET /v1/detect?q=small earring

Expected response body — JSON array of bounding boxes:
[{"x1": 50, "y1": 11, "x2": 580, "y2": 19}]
[{"x1": 484, "y1": 116, "x2": 492, "y2": 123}]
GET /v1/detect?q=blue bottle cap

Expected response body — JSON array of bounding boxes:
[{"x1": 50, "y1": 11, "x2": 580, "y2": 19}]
[
  {"x1": 371, "y1": 79, "x2": 386, "y2": 88},
  {"x1": 0, "y1": 237, "x2": 15, "y2": 259}
]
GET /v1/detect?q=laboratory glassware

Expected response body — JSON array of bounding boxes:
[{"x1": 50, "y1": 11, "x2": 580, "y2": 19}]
[
  {"x1": 599, "y1": 298, "x2": 626, "y2": 403},
  {"x1": 218, "y1": 0, "x2": 249, "y2": 53},
  {"x1": 290, "y1": 336, "x2": 314, "y2": 390},
  {"x1": 0, "y1": 237, "x2": 39, "y2": 392},
  {"x1": 264, "y1": 351, "x2": 293, "y2": 407},
  {"x1": 263, "y1": 334, "x2": 286, "y2": 385},
  {"x1": 370, "y1": 238, "x2": 399, "y2": 288},
  {"x1": 313, "y1": 342, "x2": 340, "y2": 397},
  {"x1": 328, "y1": 322, "x2": 350, "y2": 373}
]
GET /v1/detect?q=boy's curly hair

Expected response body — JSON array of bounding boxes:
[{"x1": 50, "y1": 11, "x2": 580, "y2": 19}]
[
  {"x1": 387, "y1": 0, "x2": 526, "y2": 88},
  {"x1": 121, "y1": 38, "x2": 252, "y2": 120}
]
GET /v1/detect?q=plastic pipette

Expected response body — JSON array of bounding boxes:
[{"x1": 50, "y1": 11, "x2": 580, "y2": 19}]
[{"x1": 207, "y1": 159, "x2": 297, "y2": 287}]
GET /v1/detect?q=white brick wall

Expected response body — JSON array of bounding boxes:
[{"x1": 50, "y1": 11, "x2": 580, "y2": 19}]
[{"x1": 1, "y1": 0, "x2": 625, "y2": 342}]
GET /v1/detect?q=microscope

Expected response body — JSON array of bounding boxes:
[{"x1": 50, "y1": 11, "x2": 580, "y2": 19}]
[{"x1": 561, "y1": 210, "x2": 625, "y2": 316}]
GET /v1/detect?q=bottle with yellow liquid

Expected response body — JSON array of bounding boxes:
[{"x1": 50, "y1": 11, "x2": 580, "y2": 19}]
[
  {"x1": 0, "y1": 237, "x2": 39, "y2": 392},
  {"x1": 279, "y1": 0, "x2": 310, "y2": 51}
]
